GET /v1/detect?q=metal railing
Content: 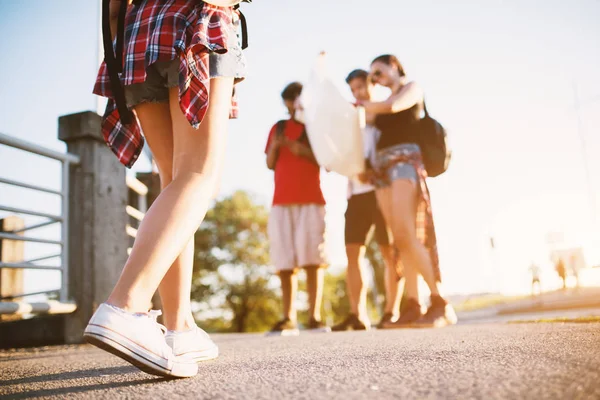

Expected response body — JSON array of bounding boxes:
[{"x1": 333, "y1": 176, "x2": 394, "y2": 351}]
[
  {"x1": 0, "y1": 132, "x2": 79, "y2": 313},
  {"x1": 126, "y1": 175, "x2": 148, "y2": 255}
]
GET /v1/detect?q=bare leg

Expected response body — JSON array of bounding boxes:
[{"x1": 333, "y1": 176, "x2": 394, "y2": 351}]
[
  {"x1": 158, "y1": 238, "x2": 195, "y2": 330},
  {"x1": 107, "y1": 78, "x2": 235, "y2": 317},
  {"x1": 306, "y1": 265, "x2": 324, "y2": 321},
  {"x1": 131, "y1": 103, "x2": 196, "y2": 331},
  {"x1": 380, "y1": 244, "x2": 403, "y2": 315},
  {"x1": 403, "y1": 258, "x2": 420, "y2": 302},
  {"x1": 279, "y1": 270, "x2": 298, "y2": 321},
  {"x1": 376, "y1": 186, "x2": 421, "y2": 304},
  {"x1": 345, "y1": 244, "x2": 368, "y2": 319},
  {"x1": 389, "y1": 179, "x2": 440, "y2": 297}
]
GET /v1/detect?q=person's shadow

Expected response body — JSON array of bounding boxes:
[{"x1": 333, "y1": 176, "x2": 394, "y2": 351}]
[{"x1": 0, "y1": 366, "x2": 170, "y2": 399}]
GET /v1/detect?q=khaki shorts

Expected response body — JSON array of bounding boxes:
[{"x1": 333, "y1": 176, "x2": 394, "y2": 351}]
[{"x1": 268, "y1": 204, "x2": 327, "y2": 271}]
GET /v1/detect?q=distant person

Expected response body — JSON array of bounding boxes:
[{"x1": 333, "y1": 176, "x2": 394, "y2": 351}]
[
  {"x1": 332, "y1": 69, "x2": 404, "y2": 331},
  {"x1": 556, "y1": 258, "x2": 567, "y2": 290},
  {"x1": 84, "y1": 0, "x2": 249, "y2": 377},
  {"x1": 529, "y1": 262, "x2": 541, "y2": 295},
  {"x1": 265, "y1": 82, "x2": 330, "y2": 335},
  {"x1": 570, "y1": 254, "x2": 581, "y2": 288},
  {"x1": 359, "y1": 54, "x2": 456, "y2": 328}
]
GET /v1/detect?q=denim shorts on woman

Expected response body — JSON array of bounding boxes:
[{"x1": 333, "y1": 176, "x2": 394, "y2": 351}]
[
  {"x1": 124, "y1": 12, "x2": 247, "y2": 108},
  {"x1": 374, "y1": 143, "x2": 420, "y2": 188}
]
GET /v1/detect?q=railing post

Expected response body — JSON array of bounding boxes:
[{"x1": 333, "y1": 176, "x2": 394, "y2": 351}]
[
  {"x1": 0, "y1": 216, "x2": 25, "y2": 321},
  {"x1": 58, "y1": 111, "x2": 129, "y2": 343}
]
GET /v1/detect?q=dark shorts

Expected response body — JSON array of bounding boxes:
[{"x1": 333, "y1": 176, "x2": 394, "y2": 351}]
[
  {"x1": 345, "y1": 191, "x2": 390, "y2": 246},
  {"x1": 124, "y1": 11, "x2": 247, "y2": 108}
]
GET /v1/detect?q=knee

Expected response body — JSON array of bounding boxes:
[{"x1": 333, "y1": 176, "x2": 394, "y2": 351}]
[
  {"x1": 278, "y1": 269, "x2": 298, "y2": 278},
  {"x1": 158, "y1": 171, "x2": 173, "y2": 190},
  {"x1": 392, "y1": 226, "x2": 415, "y2": 252}
]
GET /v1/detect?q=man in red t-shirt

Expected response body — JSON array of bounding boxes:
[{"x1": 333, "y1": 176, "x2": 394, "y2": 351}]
[{"x1": 264, "y1": 82, "x2": 329, "y2": 336}]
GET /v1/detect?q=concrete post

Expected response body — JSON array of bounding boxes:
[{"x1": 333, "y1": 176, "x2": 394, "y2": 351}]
[{"x1": 58, "y1": 111, "x2": 129, "y2": 343}]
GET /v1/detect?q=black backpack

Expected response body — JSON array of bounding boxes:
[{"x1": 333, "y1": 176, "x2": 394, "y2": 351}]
[{"x1": 418, "y1": 101, "x2": 451, "y2": 177}]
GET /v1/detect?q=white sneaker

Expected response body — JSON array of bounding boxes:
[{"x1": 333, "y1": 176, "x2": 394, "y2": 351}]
[
  {"x1": 165, "y1": 325, "x2": 219, "y2": 362},
  {"x1": 84, "y1": 303, "x2": 198, "y2": 378}
]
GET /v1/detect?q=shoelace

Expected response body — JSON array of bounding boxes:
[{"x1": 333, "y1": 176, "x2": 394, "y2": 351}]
[{"x1": 148, "y1": 309, "x2": 168, "y2": 336}]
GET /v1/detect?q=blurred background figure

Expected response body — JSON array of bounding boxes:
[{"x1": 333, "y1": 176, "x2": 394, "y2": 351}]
[
  {"x1": 332, "y1": 69, "x2": 403, "y2": 332},
  {"x1": 265, "y1": 82, "x2": 330, "y2": 336},
  {"x1": 556, "y1": 258, "x2": 567, "y2": 290},
  {"x1": 529, "y1": 262, "x2": 542, "y2": 295}
]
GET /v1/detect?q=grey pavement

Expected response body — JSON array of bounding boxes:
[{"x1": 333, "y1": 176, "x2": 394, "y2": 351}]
[{"x1": 1, "y1": 323, "x2": 600, "y2": 399}]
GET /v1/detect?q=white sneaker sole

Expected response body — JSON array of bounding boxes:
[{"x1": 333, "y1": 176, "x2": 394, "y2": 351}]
[
  {"x1": 84, "y1": 324, "x2": 197, "y2": 378},
  {"x1": 176, "y1": 346, "x2": 219, "y2": 363},
  {"x1": 265, "y1": 329, "x2": 300, "y2": 337}
]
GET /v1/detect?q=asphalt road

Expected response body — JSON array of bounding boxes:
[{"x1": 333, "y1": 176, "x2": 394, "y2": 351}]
[{"x1": 1, "y1": 323, "x2": 600, "y2": 399}]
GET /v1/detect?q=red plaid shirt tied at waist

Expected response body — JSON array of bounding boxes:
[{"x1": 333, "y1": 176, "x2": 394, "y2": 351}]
[{"x1": 94, "y1": 0, "x2": 246, "y2": 168}]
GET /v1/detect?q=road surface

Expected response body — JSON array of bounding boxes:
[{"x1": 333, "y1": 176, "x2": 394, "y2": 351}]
[{"x1": 2, "y1": 323, "x2": 600, "y2": 399}]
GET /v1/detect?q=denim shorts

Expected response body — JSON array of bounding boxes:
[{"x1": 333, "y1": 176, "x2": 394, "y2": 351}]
[
  {"x1": 374, "y1": 143, "x2": 420, "y2": 188},
  {"x1": 124, "y1": 15, "x2": 246, "y2": 108}
]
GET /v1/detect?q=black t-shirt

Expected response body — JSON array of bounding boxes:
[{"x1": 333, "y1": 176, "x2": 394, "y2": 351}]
[{"x1": 375, "y1": 103, "x2": 421, "y2": 151}]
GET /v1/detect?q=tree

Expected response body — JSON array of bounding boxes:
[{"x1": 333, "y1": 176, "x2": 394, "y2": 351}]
[{"x1": 191, "y1": 191, "x2": 280, "y2": 333}]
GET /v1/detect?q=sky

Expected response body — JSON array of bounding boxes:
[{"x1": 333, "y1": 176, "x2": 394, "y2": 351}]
[{"x1": 0, "y1": 0, "x2": 599, "y2": 297}]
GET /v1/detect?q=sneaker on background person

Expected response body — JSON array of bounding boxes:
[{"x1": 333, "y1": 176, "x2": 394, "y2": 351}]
[
  {"x1": 306, "y1": 317, "x2": 331, "y2": 333},
  {"x1": 332, "y1": 314, "x2": 370, "y2": 332},
  {"x1": 379, "y1": 298, "x2": 422, "y2": 329},
  {"x1": 266, "y1": 318, "x2": 300, "y2": 337},
  {"x1": 413, "y1": 296, "x2": 458, "y2": 328},
  {"x1": 376, "y1": 312, "x2": 399, "y2": 329}
]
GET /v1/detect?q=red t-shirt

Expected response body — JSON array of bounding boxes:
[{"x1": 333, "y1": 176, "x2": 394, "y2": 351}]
[{"x1": 265, "y1": 119, "x2": 326, "y2": 206}]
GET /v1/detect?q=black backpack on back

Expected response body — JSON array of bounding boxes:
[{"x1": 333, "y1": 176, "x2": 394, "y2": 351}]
[{"x1": 418, "y1": 101, "x2": 451, "y2": 177}]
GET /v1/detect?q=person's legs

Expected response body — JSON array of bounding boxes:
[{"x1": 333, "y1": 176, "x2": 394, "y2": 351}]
[
  {"x1": 107, "y1": 78, "x2": 234, "y2": 319},
  {"x1": 375, "y1": 186, "x2": 421, "y2": 306},
  {"x1": 279, "y1": 270, "x2": 298, "y2": 321},
  {"x1": 386, "y1": 178, "x2": 455, "y2": 327},
  {"x1": 389, "y1": 179, "x2": 440, "y2": 296},
  {"x1": 132, "y1": 101, "x2": 196, "y2": 332},
  {"x1": 379, "y1": 244, "x2": 403, "y2": 316},
  {"x1": 296, "y1": 204, "x2": 327, "y2": 326},
  {"x1": 343, "y1": 193, "x2": 374, "y2": 322},
  {"x1": 267, "y1": 205, "x2": 299, "y2": 324},
  {"x1": 305, "y1": 265, "x2": 324, "y2": 321},
  {"x1": 345, "y1": 244, "x2": 368, "y2": 318}
]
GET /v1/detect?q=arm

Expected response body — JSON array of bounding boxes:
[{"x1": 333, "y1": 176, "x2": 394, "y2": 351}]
[
  {"x1": 266, "y1": 136, "x2": 281, "y2": 170},
  {"x1": 361, "y1": 82, "x2": 423, "y2": 115},
  {"x1": 286, "y1": 140, "x2": 319, "y2": 166}
]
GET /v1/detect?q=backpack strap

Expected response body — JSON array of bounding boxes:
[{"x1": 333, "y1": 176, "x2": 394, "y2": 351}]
[
  {"x1": 233, "y1": 3, "x2": 249, "y2": 49},
  {"x1": 101, "y1": 0, "x2": 133, "y2": 124}
]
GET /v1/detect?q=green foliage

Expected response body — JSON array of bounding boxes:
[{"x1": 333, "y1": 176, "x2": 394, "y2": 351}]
[{"x1": 191, "y1": 190, "x2": 280, "y2": 333}]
